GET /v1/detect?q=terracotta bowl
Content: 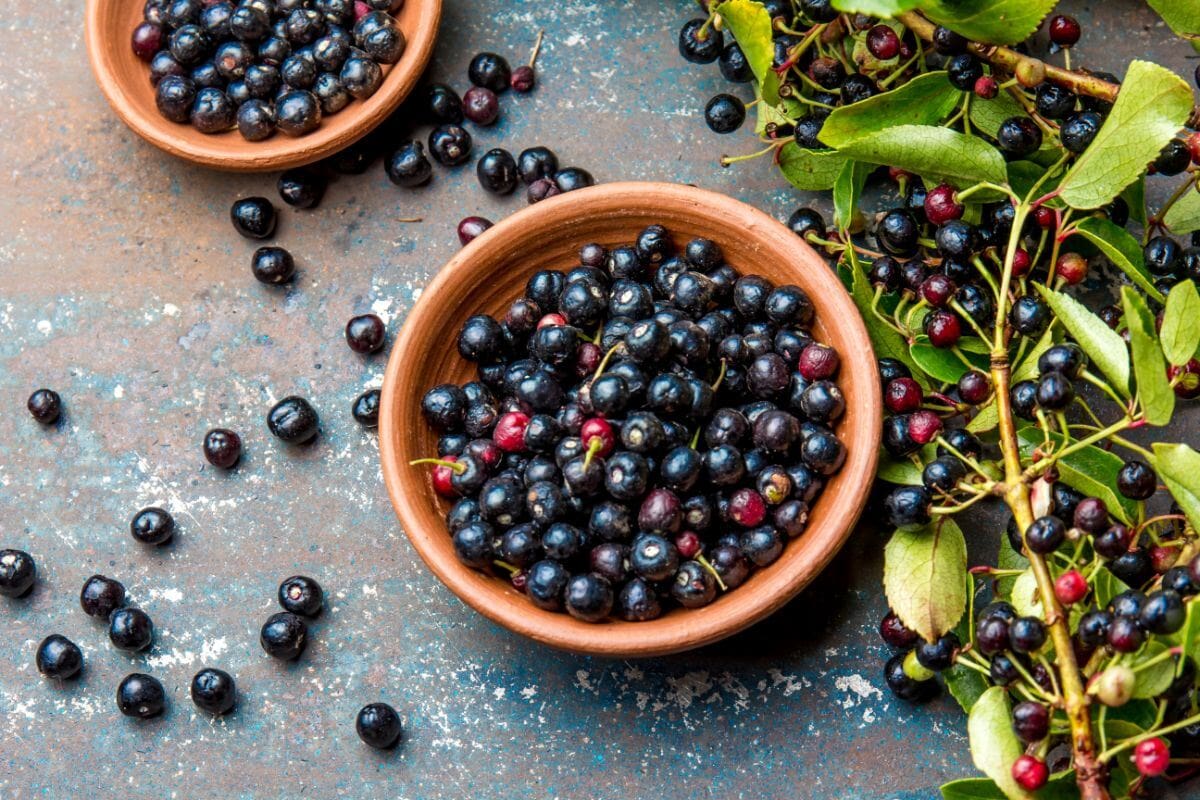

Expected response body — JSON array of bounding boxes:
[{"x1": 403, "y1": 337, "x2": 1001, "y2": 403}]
[
  {"x1": 85, "y1": 0, "x2": 441, "y2": 172},
  {"x1": 379, "y1": 182, "x2": 882, "y2": 657}
]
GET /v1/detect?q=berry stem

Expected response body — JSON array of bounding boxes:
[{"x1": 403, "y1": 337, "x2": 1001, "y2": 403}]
[
  {"x1": 1020, "y1": 416, "x2": 1134, "y2": 482},
  {"x1": 408, "y1": 457, "x2": 466, "y2": 474},
  {"x1": 1097, "y1": 709, "x2": 1200, "y2": 763},
  {"x1": 696, "y1": 553, "x2": 728, "y2": 591},
  {"x1": 527, "y1": 29, "x2": 545, "y2": 68},
  {"x1": 591, "y1": 342, "x2": 624, "y2": 383},
  {"x1": 580, "y1": 435, "x2": 604, "y2": 473}
]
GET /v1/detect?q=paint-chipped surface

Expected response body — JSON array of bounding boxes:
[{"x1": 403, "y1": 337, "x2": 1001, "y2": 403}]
[{"x1": 0, "y1": 1, "x2": 1194, "y2": 797}]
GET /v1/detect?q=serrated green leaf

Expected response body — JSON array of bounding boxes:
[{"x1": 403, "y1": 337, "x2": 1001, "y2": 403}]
[
  {"x1": 715, "y1": 0, "x2": 780, "y2": 104},
  {"x1": 967, "y1": 687, "x2": 1036, "y2": 799},
  {"x1": 1163, "y1": 183, "x2": 1200, "y2": 235},
  {"x1": 921, "y1": 0, "x2": 1057, "y2": 44},
  {"x1": 848, "y1": 255, "x2": 928, "y2": 387},
  {"x1": 1147, "y1": 0, "x2": 1200, "y2": 38},
  {"x1": 883, "y1": 517, "x2": 968, "y2": 642},
  {"x1": 778, "y1": 143, "x2": 848, "y2": 191},
  {"x1": 832, "y1": 0, "x2": 922, "y2": 13},
  {"x1": 835, "y1": 125, "x2": 1008, "y2": 189},
  {"x1": 1059, "y1": 61, "x2": 1194, "y2": 210},
  {"x1": 1017, "y1": 429, "x2": 1136, "y2": 524},
  {"x1": 1161, "y1": 281, "x2": 1200, "y2": 366},
  {"x1": 819, "y1": 72, "x2": 961, "y2": 149},
  {"x1": 1122, "y1": 286, "x2": 1175, "y2": 425},
  {"x1": 1068, "y1": 217, "x2": 1165, "y2": 302},
  {"x1": 878, "y1": 452, "x2": 924, "y2": 485},
  {"x1": 1035, "y1": 286, "x2": 1131, "y2": 396},
  {"x1": 1132, "y1": 641, "x2": 1178, "y2": 699},
  {"x1": 967, "y1": 400, "x2": 999, "y2": 433},
  {"x1": 833, "y1": 159, "x2": 871, "y2": 231},
  {"x1": 1151, "y1": 442, "x2": 1200, "y2": 531},
  {"x1": 910, "y1": 340, "x2": 990, "y2": 383},
  {"x1": 969, "y1": 89, "x2": 1025, "y2": 139}
]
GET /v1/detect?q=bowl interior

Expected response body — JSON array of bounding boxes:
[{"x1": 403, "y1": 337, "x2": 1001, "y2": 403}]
[
  {"x1": 379, "y1": 182, "x2": 881, "y2": 658},
  {"x1": 86, "y1": 0, "x2": 441, "y2": 172}
]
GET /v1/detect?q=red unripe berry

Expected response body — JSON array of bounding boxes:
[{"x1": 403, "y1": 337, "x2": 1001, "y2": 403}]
[
  {"x1": 1150, "y1": 545, "x2": 1178, "y2": 574},
  {"x1": 510, "y1": 570, "x2": 528, "y2": 591},
  {"x1": 1188, "y1": 132, "x2": 1200, "y2": 166},
  {"x1": 354, "y1": 1, "x2": 372, "y2": 21},
  {"x1": 580, "y1": 417, "x2": 615, "y2": 457},
  {"x1": 973, "y1": 76, "x2": 998, "y2": 99},
  {"x1": 1010, "y1": 248, "x2": 1032, "y2": 277},
  {"x1": 924, "y1": 183, "x2": 964, "y2": 226},
  {"x1": 469, "y1": 439, "x2": 503, "y2": 469},
  {"x1": 798, "y1": 342, "x2": 840, "y2": 380},
  {"x1": 866, "y1": 25, "x2": 900, "y2": 60},
  {"x1": 729, "y1": 487, "x2": 767, "y2": 527},
  {"x1": 431, "y1": 456, "x2": 457, "y2": 497},
  {"x1": 1033, "y1": 206, "x2": 1056, "y2": 230},
  {"x1": 924, "y1": 309, "x2": 962, "y2": 348},
  {"x1": 908, "y1": 410, "x2": 943, "y2": 445},
  {"x1": 885, "y1": 377, "x2": 923, "y2": 413},
  {"x1": 675, "y1": 531, "x2": 701, "y2": 559},
  {"x1": 575, "y1": 342, "x2": 602, "y2": 377},
  {"x1": 1169, "y1": 358, "x2": 1200, "y2": 399},
  {"x1": 537, "y1": 313, "x2": 567, "y2": 329},
  {"x1": 1056, "y1": 252, "x2": 1088, "y2": 285},
  {"x1": 920, "y1": 274, "x2": 956, "y2": 307},
  {"x1": 1012, "y1": 755, "x2": 1049, "y2": 790},
  {"x1": 1133, "y1": 738, "x2": 1170, "y2": 778},
  {"x1": 1054, "y1": 569, "x2": 1088, "y2": 605},
  {"x1": 1048, "y1": 14, "x2": 1081, "y2": 47},
  {"x1": 493, "y1": 412, "x2": 530, "y2": 452},
  {"x1": 510, "y1": 64, "x2": 536, "y2": 92},
  {"x1": 457, "y1": 215, "x2": 493, "y2": 246}
]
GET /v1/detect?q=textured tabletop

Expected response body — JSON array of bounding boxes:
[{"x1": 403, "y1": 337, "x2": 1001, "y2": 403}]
[{"x1": 0, "y1": 1, "x2": 1193, "y2": 798}]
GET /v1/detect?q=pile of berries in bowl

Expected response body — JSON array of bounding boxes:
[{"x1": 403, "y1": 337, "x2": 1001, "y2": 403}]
[
  {"x1": 133, "y1": 0, "x2": 406, "y2": 140},
  {"x1": 379, "y1": 183, "x2": 881, "y2": 657}
]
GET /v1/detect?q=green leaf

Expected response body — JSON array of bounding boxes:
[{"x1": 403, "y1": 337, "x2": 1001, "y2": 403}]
[
  {"x1": 1150, "y1": 442, "x2": 1200, "y2": 531},
  {"x1": 1068, "y1": 217, "x2": 1165, "y2": 302},
  {"x1": 1170, "y1": 598, "x2": 1200, "y2": 663},
  {"x1": 715, "y1": 0, "x2": 780, "y2": 104},
  {"x1": 1107, "y1": 699, "x2": 1158, "y2": 731},
  {"x1": 1017, "y1": 429, "x2": 1136, "y2": 524},
  {"x1": 1092, "y1": 568, "x2": 1131, "y2": 609},
  {"x1": 819, "y1": 72, "x2": 960, "y2": 149},
  {"x1": 945, "y1": 662, "x2": 989, "y2": 713},
  {"x1": 1146, "y1": 0, "x2": 1200, "y2": 38},
  {"x1": 942, "y1": 775, "x2": 1079, "y2": 800},
  {"x1": 967, "y1": 400, "x2": 999, "y2": 433},
  {"x1": 1012, "y1": 326, "x2": 1057, "y2": 384},
  {"x1": 910, "y1": 340, "x2": 989, "y2": 383},
  {"x1": 778, "y1": 143, "x2": 848, "y2": 191},
  {"x1": 1163, "y1": 183, "x2": 1200, "y2": 234},
  {"x1": 878, "y1": 452, "x2": 924, "y2": 485},
  {"x1": 996, "y1": 530, "x2": 1027, "y2": 598},
  {"x1": 1121, "y1": 177, "x2": 1148, "y2": 229},
  {"x1": 967, "y1": 687, "x2": 1036, "y2": 799},
  {"x1": 848, "y1": 256, "x2": 927, "y2": 387},
  {"x1": 1010, "y1": 568, "x2": 1043, "y2": 618},
  {"x1": 883, "y1": 517, "x2": 968, "y2": 642},
  {"x1": 835, "y1": 125, "x2": 1008, "y2": 190},
  {"x1": 833, "y1": 159, "x2": 871, "y2": 231},
  {"x1": 969, "y1": 89, "x2": 1025, "y2": 139},
  {"x1": 1007, "y1": 159, "x2": 1064, "y2": 202},
  {"x1": 1161, "y1": 278, "x2": 1200, "y2": 366},
  {"x1": 832, "y1": 0, "x2": 922, "y2": 14},
  {"x1": 1132, "y1": 641, "x2": 1178, "y2": 699},
  {"x1": 920, "y1": 0, "x2": 1057, "y2": 44},
  {"x1": 1058, "y1": 61, "x2": 1194, "y2": 210},
  {"x1": 1122, "y1": 286, "x2": 1175, "y2": 425},
  {"x1": 1035, "y1": 286, "x2": 1131, "y2": 395}
]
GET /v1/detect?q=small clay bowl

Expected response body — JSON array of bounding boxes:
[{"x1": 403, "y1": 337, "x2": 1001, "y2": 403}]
[
  {"x1": 379, "y1": 182, "x2": 882, "y2": 658},
  {"x1": 85, "y1": 0, "x2": 441, "y2": 172}
]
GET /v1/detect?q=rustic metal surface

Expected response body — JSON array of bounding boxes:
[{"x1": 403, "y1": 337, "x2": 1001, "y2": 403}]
[{"x1": 0, "y1": 1, "x2": 1194, "y2": 797}]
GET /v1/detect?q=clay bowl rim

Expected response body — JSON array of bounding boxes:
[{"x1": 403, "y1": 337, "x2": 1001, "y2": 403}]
[
  {"x1": 84, "y1": 0, "x2": 442, "y2": 173},
  {"x1": 379, "y1": 181, "x2": 882, "y2": 658}
]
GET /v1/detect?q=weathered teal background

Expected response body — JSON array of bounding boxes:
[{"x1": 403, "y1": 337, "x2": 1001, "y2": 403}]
[{"x1": 0, "y1": 1, "x2": 1194, "y2": 797}]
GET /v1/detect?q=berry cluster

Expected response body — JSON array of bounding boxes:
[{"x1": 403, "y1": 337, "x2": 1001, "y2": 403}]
[
  {"x1": 136, "y1": 0, "x2": 405, "y2": 139},
  {"x1": 418, "y1": 226, "x2": 847, "y2": 622}
]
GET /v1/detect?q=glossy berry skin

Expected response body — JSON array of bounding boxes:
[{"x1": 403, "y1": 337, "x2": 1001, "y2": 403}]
[
  {"x1": 945, "y1": 54, "x2": 983, "y2": 91},
  {"x1": 267, "y1": 396, "x2": 319, "y2": 444},
  {"x1": 109, "y1": 607, "x2": 154, "y2": 652},
  {"x1": 345, "y1": 313, "x2": 386, "y2": 354},
  {"x1": 678, "y1": 19, "x2": 723, "y2": 64},
  {"x1": 357, "y1": 702, "x2": 403, "y2": 749},
  {"x1": 1011, "y1": 755, "x2": 1048, "y2": 791},
  {"x1": 1134, "y1": 738, "x2": 1170, "y2": 778},
  {"x1": 879, "y1": 611, "x2": 919, "y2": 649},
  {"x1": 468, "y1": 51, "x2": 512, "y2": 92},
  {"x1": 476, "y1": 148, "x2": 518, "y2": 195},
  {"x1": 1039, "y1": 343, "x2": 1087, "y2": 379},
  {"x1": 1009, "y1": 616, "x2": 1046, "y2": 653},
  {"x1": 1143, "y1": 236, "x2": 1182, "y2": 277},
  {"x1": 191, "y1": 667, "x2": 236, "y2": 715},
  {"x1": 1034, "y1": 83, "x2": 1075, "y2": 120},
  {"x1": 260, "y1": 611, "x2": 307, "y2": 660},
  {"x1": 279, "y1": 575, "x2": 323, "y2": 617},
  {"x1": 80, "y1": 574, "x2": 126, "y2": 619},
  {"x1": 352, "y1": 389, "x2": 381, "y2": 427},
  {"x1": 462, "y1": 86, "x2": 499, "y2": 125},
  {"x1": 1010, "y1": 296, "x2": 1049, "y2": 337},
  {"x1": 1063, "y1": 111, "x2": 1104, "y2": 158},
  {"x1": 428, "y1": 124, "x2": 472, "y2": 166},
  {"x1": 1035, "y1": 370, "x2": 1074, "y2": 411},
  {"x1": 885, "y1": 377, "x2": 922, "y2": 413},
  {"x1": 958, "y1": 371, "x2": 990, "y2": 405},
  {"x1": 27, "y1": 389, "x2": 62, "y2": 424},
  {"x1": 915, "y1": 632, "x2": 959, "y2": 672},
  {"x1": 564, "y1": 574, "x2": 614, "y2": 622},
  {"x1": 1139, "y1": 590, "x2": 1185, "y2": 635},
  {"x1": 278, "y1": 169, "x2": 325, "y2": 209},
  {"x1": 705, "y1": 94, "x2": 745, "y2": 134},
  {"x1": 385, "y1": 141, "x2": 433, "y2": 187},
  {"x1": 1012, "y1": 701, "x2": 1049, "y2": 743},
  {"x1": 924, "y1": 309, "x2": 961, "y2": 348},
  {"x1": 251, "y1": 246, "x2": 296, "y2": 285},
  {"x1": 1010, "y1": 380, "x2": 1038, "y2": 420},
  {"x1": 0, "y1": 549, "x2": 35, "y2": 598},
  {"x1": 510, "y1": 64, "x2": 535, "y2": 92},
  {"x1": 884, "y1": 486, "x2": 931, "y2": 528},
  {"x1": 117, "y1": 673, "x2": 167, "y2": 719},
  {"x1": 203, "y1": 428, "x2": 242, "y2": 468},
  {"x1": 231, "y1": 197, "x2": 277, "y2": 239},
  {"x1": 1055, "y1": 570, "x2": 1088, "y2": 605},
  {"x1": 1108, "y1": 615, "x2": 1145, "y2": 653},
  {"x1": 884, "y1": 652, "x2": 937, "y2": 702},
  {"x1": 131, "y1": 507, "x2": 175, "y2": 546},
  {"x1": 36, "y1": 635, "x2": 83, "y2": 680},
  {"x1": 787, "y1": 207, "x2": 826, "y2": 241},
  {"x1": 924, "y1": 183, "x2": 963, "y2": 226},
  {"x1": 1117, "y1": 460, "x2": 1157, "y2": 500},
  {"x1": 517, "y1": 146, "x2": 559, "y2": 185},
  {"x1": 876, "y1": 209, "x2": 920, "y2": 257},
  {"x1": 997, "y1": 116, "x2": 1042, "y2": 157},
  {"x1": 866, "y1": 25, "x2": 899, "y2": 60},
  {"x1": 457, "y1": 216, "x2": 493, "y2": 246},
  {"x1": 1048, "y1": 14, "x2": 1081, "y2": 46}
]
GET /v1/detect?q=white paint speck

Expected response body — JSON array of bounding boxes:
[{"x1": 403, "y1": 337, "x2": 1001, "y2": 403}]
[
  {"x1": 113, "y1": 385, "x2": 124, "y2": 399},
  {"x1": 36, "y1": 319, "x2": 52, "y2": 334},
  {"x1": 163, "y1": 303, "x2": 180, "y2": 317}
]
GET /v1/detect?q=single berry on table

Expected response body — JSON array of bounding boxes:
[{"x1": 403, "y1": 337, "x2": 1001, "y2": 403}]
[
  {"x1": 267, "y1": 396, "x2": 320, "y2": 444},
  {"x1": 704, "y1": 94, "x2": 746, "y2": 134},
  {"x1": 260, "y1": 611, "x2": 308, "y2": 660},
  {"x1": 80, "y1": 574, "x2": 126, "y2": 619},
  {"x1": 231, "y1": 197, "x2": 277, "y2": 239},
  {"x1": 353, "y1": 389, "x2": 381, "y2": 427},
  {"x1": 27, "y1": 389, "x2": 62, "y2": 424},
  {"x1": 278, "y1": 169, "x2": 326, "y2": 209},
  {"x1": 462, "y1": 86, "x2": 499, "y2": 125},
  {"x1": 130, "y1": 507, "x2": 175, "y2": 546},
  {"x1": 279, "y1": 575, "x2": 323, "y2": 617},
  {"x1": 36, "y1": 634, "x2": 83, "y2": 680},
  {"x1": 345, "y1": 313, "x2": 386, "y2": 354},
  {"x1": 109, "y1": 607, "x2": 154, "y2": 652},
  {"x1": 117, "y1": 673, "x2": 167, "y2": 719},
  {"x1": 357, "y1": 702, "x2": 404, "y2": 749},
  {"x1": 191, "y1": 667, "x2": 236, "y2": 715},
  {"x1": 203, "y1": 428, "x2": 242, "y2": 469},
  {"x1": 468, "y1": 51, "x2": 512, "y2": 92}
]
